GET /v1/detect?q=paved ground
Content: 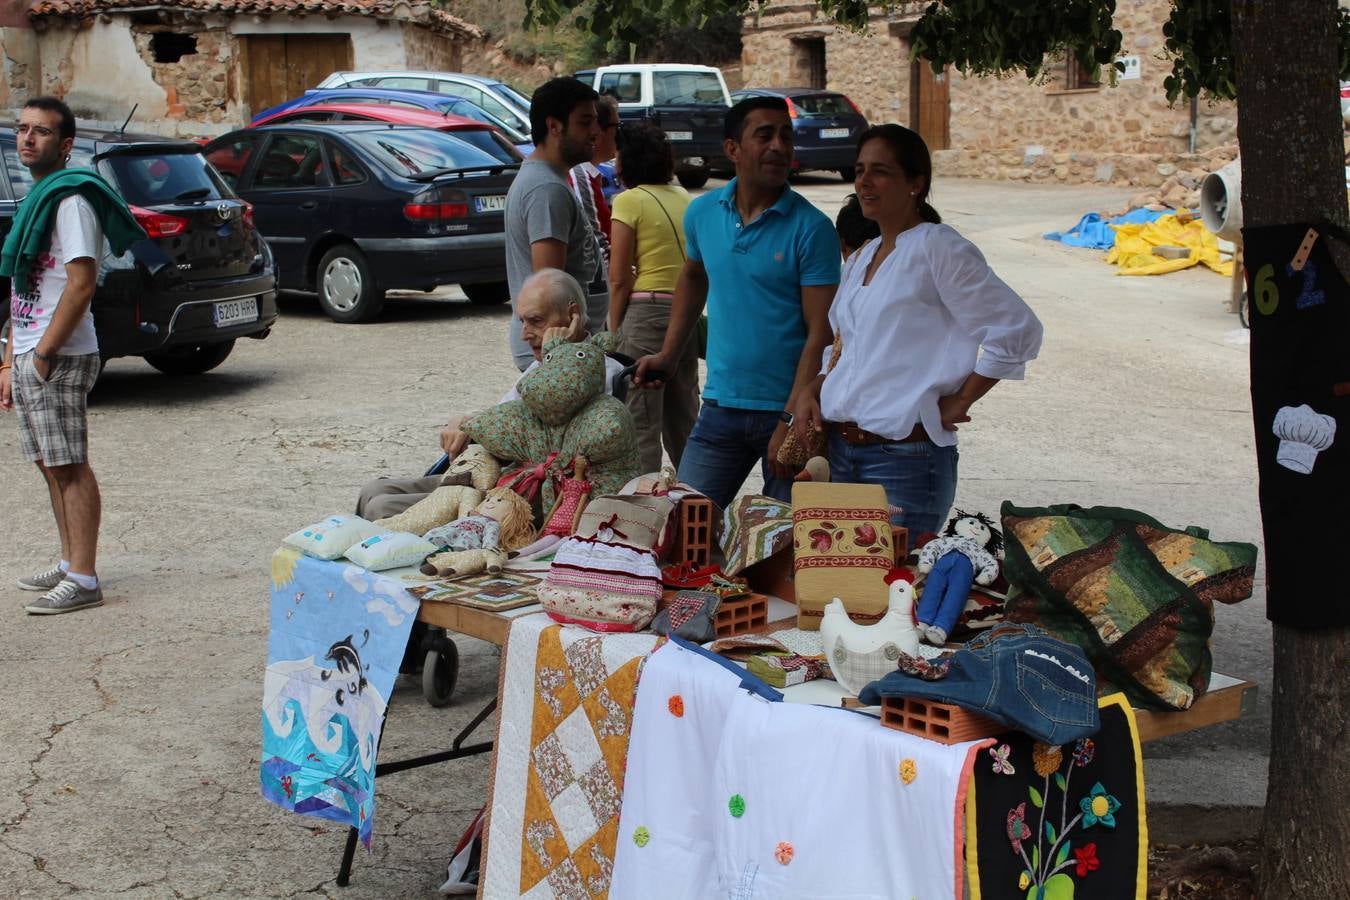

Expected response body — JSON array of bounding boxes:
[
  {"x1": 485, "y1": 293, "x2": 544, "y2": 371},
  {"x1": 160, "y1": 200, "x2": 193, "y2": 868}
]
[{"x1": 0, "y1": 174, "x2": 1267, "y2": 898}]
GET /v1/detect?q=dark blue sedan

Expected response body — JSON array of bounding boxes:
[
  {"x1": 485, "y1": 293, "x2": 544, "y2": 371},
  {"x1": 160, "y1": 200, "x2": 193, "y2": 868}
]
[
  {"x1": 204, "y1": 123, "x2": 517, "y2": 322},
  {"x1": 731, "y1": 88, "x2": 869, "y2": 181}
]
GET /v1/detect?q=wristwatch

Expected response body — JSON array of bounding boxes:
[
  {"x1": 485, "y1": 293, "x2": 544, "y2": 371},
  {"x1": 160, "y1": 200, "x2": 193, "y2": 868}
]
[{"x1": 778, "y1": 410, "x2": 794, "y2": 426}]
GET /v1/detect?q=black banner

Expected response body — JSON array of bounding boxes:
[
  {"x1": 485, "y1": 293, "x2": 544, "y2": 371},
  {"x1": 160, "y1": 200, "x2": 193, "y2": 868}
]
[{"x1": 1245, "y1": 223, "x2": 1350, "y2": 627}]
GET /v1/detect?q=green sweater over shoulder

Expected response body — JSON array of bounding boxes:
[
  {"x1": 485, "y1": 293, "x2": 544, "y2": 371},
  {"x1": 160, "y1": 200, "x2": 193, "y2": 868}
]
[{"x1": 0, "y1": 167, "x2": 146, "y2": 294}]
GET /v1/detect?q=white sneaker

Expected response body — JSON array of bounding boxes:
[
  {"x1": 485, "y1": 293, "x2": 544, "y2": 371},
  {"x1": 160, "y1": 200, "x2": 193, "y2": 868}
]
[
  {"x1": 17, "y1": 565, "x2": 66, "y2": 592},
  {"x1": 25, "y1": 579, "x2": 103, "y2": 615}
]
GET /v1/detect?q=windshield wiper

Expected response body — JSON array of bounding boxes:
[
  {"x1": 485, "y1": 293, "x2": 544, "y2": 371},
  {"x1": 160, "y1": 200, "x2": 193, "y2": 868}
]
[{"x1": 173, "y1": 187, "x2": 211, "y2": 202}]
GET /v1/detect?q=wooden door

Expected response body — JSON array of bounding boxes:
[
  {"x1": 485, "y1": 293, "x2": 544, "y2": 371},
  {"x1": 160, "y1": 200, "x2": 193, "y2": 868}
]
[
  {"x1": 910, "y1": 59, "x2": 950, "y2": 150},
  {"x1": 244, "y1": 35, "x2": 353, "y2": 118}
]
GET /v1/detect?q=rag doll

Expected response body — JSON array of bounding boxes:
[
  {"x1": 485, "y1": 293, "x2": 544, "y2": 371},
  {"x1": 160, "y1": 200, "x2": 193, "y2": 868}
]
[
  {"x1": 462, "y1": 333, "x2": 640, "y2": 512},
  {"x1": 375, "y1": 444, "x2": 501, "y2": 536},
  {"x1": 420, "y1": 487, "x2": 536, "y2": 578},
  {"x1": 915, "y1": 510, "x2": 1002, "y2": 646}
]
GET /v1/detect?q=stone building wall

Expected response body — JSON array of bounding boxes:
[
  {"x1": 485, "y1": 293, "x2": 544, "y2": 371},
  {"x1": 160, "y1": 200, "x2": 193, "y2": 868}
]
[
  {"x1": 741, "y1": 0, "x2": 1239, "y2": 187},
  {"x1": 403, "y1": 23, "x2": 462, "y2": 73}
]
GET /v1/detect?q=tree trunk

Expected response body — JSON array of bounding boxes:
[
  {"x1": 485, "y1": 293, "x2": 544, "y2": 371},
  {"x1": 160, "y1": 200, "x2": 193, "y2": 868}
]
[{"x1": 1230, "y1": 2, "x2": 1350, "y2": 897}]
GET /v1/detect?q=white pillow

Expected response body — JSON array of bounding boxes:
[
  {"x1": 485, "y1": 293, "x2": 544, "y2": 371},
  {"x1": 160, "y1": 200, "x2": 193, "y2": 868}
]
[
  {"x1": 344, "y1": 531, "x2": 438, "y2": 571},
  {"x1": 283, "y1": 514, "x2": 382, "y2": 560}
]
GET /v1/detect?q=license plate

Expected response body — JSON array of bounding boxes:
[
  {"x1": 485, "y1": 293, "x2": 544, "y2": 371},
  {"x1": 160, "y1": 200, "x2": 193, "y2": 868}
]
[
  {"x1": 475, "y1": 194, "x2": 507, "y2": 213},
  {"x1": 666, "y1": 131, "x2": 693, "y2": 141},
  {"x1": 213, "y1": 297, "x2": 258, "y2": 328},
  {"x1": 820, "y1": 127, "x2": 850, "y2": 139}
]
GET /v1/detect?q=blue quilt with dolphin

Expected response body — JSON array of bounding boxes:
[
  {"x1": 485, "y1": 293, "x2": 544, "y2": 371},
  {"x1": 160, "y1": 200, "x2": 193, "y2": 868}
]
[{"x1": 261, "y1": 548, "x2": 418, "y2": 848}]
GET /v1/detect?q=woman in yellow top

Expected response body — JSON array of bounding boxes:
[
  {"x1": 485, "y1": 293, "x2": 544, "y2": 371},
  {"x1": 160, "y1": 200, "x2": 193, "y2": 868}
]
[{"x1": 608, "y1": 124, "x2": 700, "y2": 473}]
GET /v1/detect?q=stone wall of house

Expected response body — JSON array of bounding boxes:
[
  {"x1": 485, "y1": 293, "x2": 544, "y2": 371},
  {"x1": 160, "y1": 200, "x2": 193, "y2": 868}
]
[
  {"x1": 130, "y1": 20, "x2": 238, "y2": 126},
  {"x1": 0, "y1": 26, "x2": 40, "y2": 110},
  {"x1": 403, "y1": 23, "x2": 462, "y2": 73},
  {"x1": 741, "y1": 0, "x2": 1239, "y2": 186}
]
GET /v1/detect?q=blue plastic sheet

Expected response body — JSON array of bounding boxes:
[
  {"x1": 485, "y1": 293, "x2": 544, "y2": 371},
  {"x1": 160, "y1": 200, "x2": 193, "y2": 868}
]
[{"x1": 1044, "y1": 208, "x2": 1169, "y2": 250}]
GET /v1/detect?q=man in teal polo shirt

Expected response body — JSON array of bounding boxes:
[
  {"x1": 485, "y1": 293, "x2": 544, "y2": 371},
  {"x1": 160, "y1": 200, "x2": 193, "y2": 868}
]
[{"x1": 634, "y1": 96, "x2": 839, "y2": 507}]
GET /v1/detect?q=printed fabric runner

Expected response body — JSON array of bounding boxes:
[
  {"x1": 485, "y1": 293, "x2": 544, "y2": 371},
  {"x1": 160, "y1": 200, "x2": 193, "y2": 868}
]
[
  {"x1": 482, "y1": 613, "x2": 661, "y2": 898},
  {"x1": 966, "y1": 694, "x2": 1148, "y2": 900},
  {"x1": 260, "y1": 549, "x2": 419, "y2": 848}
]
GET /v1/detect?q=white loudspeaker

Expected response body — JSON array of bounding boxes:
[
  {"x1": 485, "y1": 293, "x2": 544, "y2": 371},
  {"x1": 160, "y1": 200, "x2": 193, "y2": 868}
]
[{"x1": 1200, "y1": 160, "x2": 1243, "y2": 243}]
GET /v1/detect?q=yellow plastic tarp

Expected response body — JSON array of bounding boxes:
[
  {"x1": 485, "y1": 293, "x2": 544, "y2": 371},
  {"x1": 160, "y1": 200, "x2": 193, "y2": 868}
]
[{"x1": 1105, "y1": 210, "x2": 1235, "y2": 277}]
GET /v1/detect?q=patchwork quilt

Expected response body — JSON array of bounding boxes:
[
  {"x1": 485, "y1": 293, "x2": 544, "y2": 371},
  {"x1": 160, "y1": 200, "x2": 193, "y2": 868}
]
[{"x1": 482, "y1": 614, "x2": 661, "y2": 898}]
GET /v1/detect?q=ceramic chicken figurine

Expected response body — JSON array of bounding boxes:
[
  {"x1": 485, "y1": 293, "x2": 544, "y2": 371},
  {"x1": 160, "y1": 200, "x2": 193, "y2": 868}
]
[{"x1": 821, "y1": 568, "x2": 922, "y2": 696}]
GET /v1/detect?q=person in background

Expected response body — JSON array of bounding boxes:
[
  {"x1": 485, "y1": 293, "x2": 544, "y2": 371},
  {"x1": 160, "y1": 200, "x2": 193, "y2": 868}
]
[
  {"x1": 572, "y1": 94, "x2": 618, "y2": 259},
  {"x1": 505, "y1": 77, "x2": 607, "y2": 371},
  {"x1": 834, "y1": 192, "x2": 880, "y2": 260},
  {"x1": 792, "y1": 124, "x2": 1043, "y2": 534},
  {"x1": 607, "y1": 123, "x2": 698, "y2": 473},
  {"x1": 0, "y1": 96, "x2": 144, "y2": 615},
  {"x1": 633, "y1": 96, "x2": 840, "y2": 508},
  {"x1": 357, "y1": 269, "x2": 623, "y2": 519}
]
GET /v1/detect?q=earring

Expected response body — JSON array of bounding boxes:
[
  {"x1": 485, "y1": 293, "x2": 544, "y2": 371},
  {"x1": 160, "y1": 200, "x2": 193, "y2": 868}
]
[{"x1": 910, "y1": 191, "x2": 916, "y2": 196}]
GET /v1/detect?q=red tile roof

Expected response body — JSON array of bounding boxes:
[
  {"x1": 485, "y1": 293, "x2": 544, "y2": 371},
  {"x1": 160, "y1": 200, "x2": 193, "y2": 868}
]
[{"x1": 29, "y1": 0, "x2": 482, "y2": 39}]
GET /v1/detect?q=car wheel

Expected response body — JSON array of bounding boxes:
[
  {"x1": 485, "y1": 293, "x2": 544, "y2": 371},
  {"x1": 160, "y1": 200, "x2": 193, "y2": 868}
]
[
  {"x1": 317, "y1": 244, "x2": 384, "y2": 323},
  {"x1": 839, "y1": 166, "x2": 856, "y2": 183},
  {"x1": 143, "y1": 339, "x2": 235, "y2": 375},
  {"x1": 463, "y1": 281, "x2": 510, "y2": 305},
  {"x1": 677, "y1": 169, "x2": 710, "y2": 190}
]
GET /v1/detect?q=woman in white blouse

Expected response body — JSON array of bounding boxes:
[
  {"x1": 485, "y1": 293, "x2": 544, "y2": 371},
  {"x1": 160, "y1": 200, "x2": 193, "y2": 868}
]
[{"x1": 792, "y1": 124, "x2": 1043, "y2": 534}]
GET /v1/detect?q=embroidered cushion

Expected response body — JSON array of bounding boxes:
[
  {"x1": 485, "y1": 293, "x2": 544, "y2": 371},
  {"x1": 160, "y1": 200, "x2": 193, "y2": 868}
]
[
  {"x1": 344, "y1": 530, "x2": 438, "y2": 571},
  {"x1": 574, "y1": 495, "x2": 671, "y2": 552},
  {"x1": 792, "y1": 481, "x2": 895, "y2": 630},
  {"x1": 1000, "y1": 502, "x2": 1257, "y2": 711},
  {"x1": 283, "y1": 514, "x2": 382, "y2": 560},
  {"x1": 538, "y1": 536, "x2": 663, "y2": 632}
]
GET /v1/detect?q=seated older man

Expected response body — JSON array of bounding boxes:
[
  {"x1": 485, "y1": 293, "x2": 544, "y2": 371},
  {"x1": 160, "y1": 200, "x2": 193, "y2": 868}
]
[{"x1": 356, "y1": 268, "x2": 625, "y2": 520}]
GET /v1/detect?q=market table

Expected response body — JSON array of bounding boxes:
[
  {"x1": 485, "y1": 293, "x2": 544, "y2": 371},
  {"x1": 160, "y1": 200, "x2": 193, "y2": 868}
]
[{"x1": 266, "y1": 556, "x2": 1255, "y2": 889}]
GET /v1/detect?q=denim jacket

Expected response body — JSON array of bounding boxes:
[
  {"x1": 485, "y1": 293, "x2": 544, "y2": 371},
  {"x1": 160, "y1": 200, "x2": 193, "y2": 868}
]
[{"x1": 859, "y1": 623, "x2": 1101, "y2": 745}]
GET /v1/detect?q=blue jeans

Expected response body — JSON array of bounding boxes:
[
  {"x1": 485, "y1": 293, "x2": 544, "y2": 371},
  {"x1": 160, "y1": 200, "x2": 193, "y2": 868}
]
[
  {"x1": 917, "y1": 551, "x2": 974, "y2": 636},
  {"x1": 858, "y1": 623, "x2": 1101, "y2": 745},
  {"x1": 826, "y1": 431, "x2": 958, "y2": 534},
  {"x1": 677, "y1": 401, "x2": 792, "y2": 510}
]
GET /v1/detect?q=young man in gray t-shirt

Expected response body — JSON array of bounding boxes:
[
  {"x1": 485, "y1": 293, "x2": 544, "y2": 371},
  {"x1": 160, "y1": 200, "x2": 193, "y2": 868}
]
[{"x1": 504, "y1": 77, "x2": 608, "y2": 370}]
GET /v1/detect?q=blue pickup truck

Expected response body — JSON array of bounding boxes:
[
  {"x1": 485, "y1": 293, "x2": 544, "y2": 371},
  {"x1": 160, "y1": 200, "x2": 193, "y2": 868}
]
[{"x1": 576, "y1": 64, "x2": 732, "y2": 190}]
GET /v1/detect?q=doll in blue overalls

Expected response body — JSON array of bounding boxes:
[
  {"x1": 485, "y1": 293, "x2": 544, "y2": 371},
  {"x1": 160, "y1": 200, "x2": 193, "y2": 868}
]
[{"x1": 915, "y1": 510, "x2": 1003, "y2": 646}]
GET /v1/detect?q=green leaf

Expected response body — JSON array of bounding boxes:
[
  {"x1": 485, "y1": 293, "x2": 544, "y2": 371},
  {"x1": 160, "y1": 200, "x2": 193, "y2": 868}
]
[
  {"x1": 1056, "y1": 840, "x2": 1071, "y2": 867},
  {"x1": 1055, "y1": 773, "x2": 1066, "y2": 792},
  {"x1": 1029, "y1": 785, "x2": 1044, "y2": 808},
  {"x1": 1043, "y1": 872, "x2": 1076, "y2": 900},
  {"x1": 1045, "y1": 821, "x2": 1057, "y2": 844},
  {"x1": 1032, "y1": 843, "x2": 1041, "y2": 871}
]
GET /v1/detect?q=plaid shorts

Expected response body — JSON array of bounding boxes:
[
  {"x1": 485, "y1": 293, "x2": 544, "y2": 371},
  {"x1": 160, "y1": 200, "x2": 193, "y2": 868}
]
[{"x1": 13, "y1": 350, "x2": 101, "y2": 466}]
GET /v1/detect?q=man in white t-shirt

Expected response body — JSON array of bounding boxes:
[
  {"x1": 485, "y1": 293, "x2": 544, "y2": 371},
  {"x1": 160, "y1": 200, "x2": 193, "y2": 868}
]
[
  {"x1": 355, "y1": 268, "x2": 626, "y2": 519},
  {"x1": 0, "y1": 98, "x2": 107, "y2": 615}
]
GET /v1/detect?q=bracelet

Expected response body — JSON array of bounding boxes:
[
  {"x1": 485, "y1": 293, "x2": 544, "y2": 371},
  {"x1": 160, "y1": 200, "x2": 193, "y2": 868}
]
[
  {"x1": 33, "y1": 350, "x2": 51, "y2": 362},
  {"x1": 0, "y1": 364, "x2": 10, "y2": 371}
]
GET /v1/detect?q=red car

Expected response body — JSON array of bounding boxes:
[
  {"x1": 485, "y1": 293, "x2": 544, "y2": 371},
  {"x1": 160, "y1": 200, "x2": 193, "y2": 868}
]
[{"x1": 248, "y1": 103, "x2": 523, "y2": 164}]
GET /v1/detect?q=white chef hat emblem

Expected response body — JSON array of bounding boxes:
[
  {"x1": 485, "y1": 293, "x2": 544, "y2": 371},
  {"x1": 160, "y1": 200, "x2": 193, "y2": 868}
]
[{"x1": 1272, "y1": 404, "x2": 1337, "y2": 474}]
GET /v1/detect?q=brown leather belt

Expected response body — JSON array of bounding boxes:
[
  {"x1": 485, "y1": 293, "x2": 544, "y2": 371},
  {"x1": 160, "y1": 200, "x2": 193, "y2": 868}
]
[{"x1": 829, "y1": 421, "x2": 929, "y2": 446}]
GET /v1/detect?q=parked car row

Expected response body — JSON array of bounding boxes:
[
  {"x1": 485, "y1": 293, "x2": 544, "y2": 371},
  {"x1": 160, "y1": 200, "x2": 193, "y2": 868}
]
[
  {"x1": 203, "y1": 123, "x2": 514, "y2": 323},
  {"x1": 1, "y1": 68, "x2": 869, "y2": 383},
  {"x1": 0, "y1": 126, "x2": 277, "y2": 376}
]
